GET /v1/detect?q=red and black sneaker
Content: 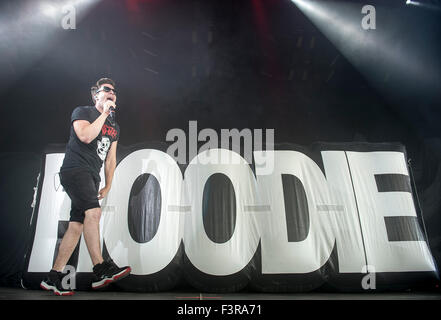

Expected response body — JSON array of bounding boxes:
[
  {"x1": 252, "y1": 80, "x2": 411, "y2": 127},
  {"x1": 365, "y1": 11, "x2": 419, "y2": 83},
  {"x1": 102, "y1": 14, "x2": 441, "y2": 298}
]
[
  {"x1": 91, "y1": 259, "x2": 131, "y2": 290},
  {"x1": 40, "y1": 270, "x2": 75, "y2": 296}
]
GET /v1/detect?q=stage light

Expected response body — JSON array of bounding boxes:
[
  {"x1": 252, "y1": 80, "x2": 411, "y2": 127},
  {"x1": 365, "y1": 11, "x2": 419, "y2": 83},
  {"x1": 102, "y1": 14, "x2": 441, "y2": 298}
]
[
  {"x1": 40, "y1": 3, "x2": 58, "y2": 18},
  {"x1": 406, "y1": 0, "x2": 420, "y2": 6},
  {"x1": 405, "y1": 0, "x2": 441, "y2": 10}
]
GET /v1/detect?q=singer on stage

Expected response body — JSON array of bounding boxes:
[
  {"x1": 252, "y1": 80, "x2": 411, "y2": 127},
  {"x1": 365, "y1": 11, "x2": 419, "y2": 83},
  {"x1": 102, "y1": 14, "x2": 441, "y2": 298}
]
[{"x1": 40, "y1": 78, "x2": 131, "y2": 296}]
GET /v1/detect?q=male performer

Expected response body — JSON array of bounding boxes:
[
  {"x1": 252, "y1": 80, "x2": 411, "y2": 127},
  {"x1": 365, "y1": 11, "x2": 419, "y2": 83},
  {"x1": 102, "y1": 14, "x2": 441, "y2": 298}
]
[{"x1": 40, "y1": 78, "x2": 131, "y2": 296}]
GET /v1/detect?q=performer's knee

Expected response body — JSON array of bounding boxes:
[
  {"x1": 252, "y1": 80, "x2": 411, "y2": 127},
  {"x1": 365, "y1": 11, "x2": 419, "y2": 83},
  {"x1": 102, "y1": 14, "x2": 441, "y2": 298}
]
[
  {"x1": 68, "y1": 221, "x2": 84, "y2": 235},
  {"x1": 85, "y1": 207, "x2": 102, "y2": 223}
]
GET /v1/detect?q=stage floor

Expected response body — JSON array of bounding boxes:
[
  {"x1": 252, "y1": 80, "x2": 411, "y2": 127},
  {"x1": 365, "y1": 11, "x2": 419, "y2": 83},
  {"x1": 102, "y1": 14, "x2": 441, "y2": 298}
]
[{"x1": 1, "y1": 287, "x2": 440, "y2": 300}]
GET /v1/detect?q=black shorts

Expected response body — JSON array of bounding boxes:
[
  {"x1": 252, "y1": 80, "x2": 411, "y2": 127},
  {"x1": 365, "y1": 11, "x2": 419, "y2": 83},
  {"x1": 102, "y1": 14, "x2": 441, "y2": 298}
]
[{"x1": 60, "y1": 168, "x2": 101, "y2": 224}]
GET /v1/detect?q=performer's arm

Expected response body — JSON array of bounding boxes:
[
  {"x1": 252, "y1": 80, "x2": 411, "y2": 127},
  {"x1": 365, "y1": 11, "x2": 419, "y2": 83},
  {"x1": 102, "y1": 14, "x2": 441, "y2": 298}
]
[
  {"x1": 98, "y1": 140, "x2": 117, "y2": 200},
  {"x1": 74, "y1": 101, "x2": 114, "y2": 144}
]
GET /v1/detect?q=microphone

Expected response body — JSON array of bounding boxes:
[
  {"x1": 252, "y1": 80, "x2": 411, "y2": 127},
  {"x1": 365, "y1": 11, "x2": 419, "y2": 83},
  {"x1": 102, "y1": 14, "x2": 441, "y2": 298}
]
[{"x1": 108, "y1": 106, "x2": 116, "y2": 125}]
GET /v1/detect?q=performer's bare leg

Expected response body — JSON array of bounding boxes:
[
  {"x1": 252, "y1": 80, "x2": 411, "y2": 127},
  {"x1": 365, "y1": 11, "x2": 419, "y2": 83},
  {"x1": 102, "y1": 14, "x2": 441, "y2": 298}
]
[
  {"x1": 52, "y1": 222, "x2": 83, "y2": 272},
  {"x1": 83, "y1": 207, "x2": 104, "y2": 266}
]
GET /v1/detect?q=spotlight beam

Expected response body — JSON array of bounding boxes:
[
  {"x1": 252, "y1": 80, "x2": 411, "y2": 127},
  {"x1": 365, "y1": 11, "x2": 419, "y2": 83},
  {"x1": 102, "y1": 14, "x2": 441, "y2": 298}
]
[
  {"x1": 289, "y1": 0, "x2": 440, "y2": 97},
  {"x1": 0, "y1": 0, "x2": 102, "y2": 94}
]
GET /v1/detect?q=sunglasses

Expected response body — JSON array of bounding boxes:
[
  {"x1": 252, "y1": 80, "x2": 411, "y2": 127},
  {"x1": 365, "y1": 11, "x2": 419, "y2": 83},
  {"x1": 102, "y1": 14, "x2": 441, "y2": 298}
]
[{"x1": 96, "y1": 86, "x2": 117, "y2": 95}]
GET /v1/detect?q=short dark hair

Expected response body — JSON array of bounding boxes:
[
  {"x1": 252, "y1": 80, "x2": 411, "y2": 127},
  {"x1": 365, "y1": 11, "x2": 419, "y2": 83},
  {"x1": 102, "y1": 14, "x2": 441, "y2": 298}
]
[{"x1": 91, "y1": 78, "x2": 116, "y2": 103}]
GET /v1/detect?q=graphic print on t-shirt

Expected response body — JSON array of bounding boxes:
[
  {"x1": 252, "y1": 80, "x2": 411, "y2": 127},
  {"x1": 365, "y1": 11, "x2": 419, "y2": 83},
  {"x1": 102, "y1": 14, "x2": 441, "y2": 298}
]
[
  {"x1": 97, "y1": 136, "x2": 111, "y2": 160},
  {"x1": 102, "y1": 124, "x2": 118, "y2": 139},
  {"x1": 97, "y1": 124, "x2": 118, "y2": 160}
]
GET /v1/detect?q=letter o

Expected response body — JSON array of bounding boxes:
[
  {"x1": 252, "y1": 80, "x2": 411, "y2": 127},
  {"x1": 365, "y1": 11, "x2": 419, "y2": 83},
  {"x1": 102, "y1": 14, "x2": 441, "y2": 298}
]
[
  {"x1": 183, "y1": 149, "x2": 260, "y2": 276},
  {"x1": 102, "y1": 149, "x2": 183, "y2": 275}
]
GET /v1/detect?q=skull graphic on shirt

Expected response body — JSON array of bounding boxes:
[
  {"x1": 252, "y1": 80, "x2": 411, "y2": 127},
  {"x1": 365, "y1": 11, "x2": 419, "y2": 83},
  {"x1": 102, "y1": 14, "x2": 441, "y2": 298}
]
[{"x1": 97, "y1": 137, "x2": 110, "y2": 160}]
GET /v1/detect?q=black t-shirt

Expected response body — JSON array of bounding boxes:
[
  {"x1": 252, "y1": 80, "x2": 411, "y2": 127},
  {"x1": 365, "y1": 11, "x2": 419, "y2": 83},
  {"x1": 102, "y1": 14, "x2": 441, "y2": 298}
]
[{"x1": 60, "y1": 106, "x2": 120, "y2": 182}]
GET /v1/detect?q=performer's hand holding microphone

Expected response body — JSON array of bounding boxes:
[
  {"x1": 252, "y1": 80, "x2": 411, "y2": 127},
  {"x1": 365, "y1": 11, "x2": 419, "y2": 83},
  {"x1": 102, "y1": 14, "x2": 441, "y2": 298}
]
[{"x1": 104, "y1": 100, "x2": 116, "y2": 125}]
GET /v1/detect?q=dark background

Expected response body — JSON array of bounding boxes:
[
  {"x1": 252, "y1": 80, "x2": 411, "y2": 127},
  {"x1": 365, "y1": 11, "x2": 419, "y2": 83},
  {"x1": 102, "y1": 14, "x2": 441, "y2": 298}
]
[{"x1": 0, "y1": 0, "x2": 440, "y2": 288}]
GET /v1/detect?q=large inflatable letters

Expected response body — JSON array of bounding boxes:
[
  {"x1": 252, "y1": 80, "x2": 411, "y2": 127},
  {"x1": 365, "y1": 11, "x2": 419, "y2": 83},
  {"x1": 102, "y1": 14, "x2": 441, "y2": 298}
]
[{"x1": 23, "y1": 143, "x2": 438, "y2": 292}]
